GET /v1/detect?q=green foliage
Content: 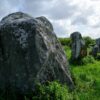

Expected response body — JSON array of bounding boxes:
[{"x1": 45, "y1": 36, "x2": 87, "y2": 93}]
[
  {"x1": 59, "y1": 38, "x2": 71, "y2": 47},
  {"x1": 82, "y1": 55, "x2": 95, "y2": 65},
  {"x1": 63, "y1": 46, "x2": 71, "y2": 59},
  {"x1": 71, "y1": 61, "x2": 100, "y2": 100},
  {"x1": 32, "y1": 81, "x2": 72, "y2": 100},
  {"x1": 69, "y1": 54, "x2": 95, "y2": 66},
  {"x1": 59, "y1": 36, "x2": 95, "y2": 48},
  {"x1": 83, "y1": 36, "x2": 95, "y2": 47}
]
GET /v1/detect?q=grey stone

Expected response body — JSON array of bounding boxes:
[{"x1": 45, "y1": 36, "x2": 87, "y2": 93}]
[
  {"x1": 92, "y1": 38, "x2": 100, "y2": 58},
  {"x1": 96, "y1": 38, "x2": 100, "y2": 52},
  {"x1": 70, "y1": 32, "x2": 87, "y2": 61},
  {"x1": 0, "y1": 12, "x2": 74, "y2": 96},
  {"x1": 92, "y1": 45, "x2": 98, "y2": 57}
]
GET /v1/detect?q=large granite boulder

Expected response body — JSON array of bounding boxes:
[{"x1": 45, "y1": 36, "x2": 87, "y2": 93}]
[
  {"x1": 70, "y1": 32, "x2": 87, "y2": 62},
  {"x1": 0, "y1": 12, "x2": 74, "y2": 97}
]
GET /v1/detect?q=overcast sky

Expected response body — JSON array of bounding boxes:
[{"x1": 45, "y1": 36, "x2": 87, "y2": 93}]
[{"x1": 0, "y1": 0, "x2": 100, "y2": 38}]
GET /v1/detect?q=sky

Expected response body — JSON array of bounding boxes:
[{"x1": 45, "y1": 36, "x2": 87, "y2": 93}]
[{"x1": 0, "y1": 0, "x2": 100, "y2": 39}]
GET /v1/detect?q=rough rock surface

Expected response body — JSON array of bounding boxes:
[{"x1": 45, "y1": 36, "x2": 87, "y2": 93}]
[
  {"x1": 96, "y1": 38, "x2": 100, "y2": 52},
  {"x1": 92, "y1": 45, "x2": 98, "y2": 57},
  {"x1": 70, "y1": 32, "x2": 87, "y2": 61},
  {"x1": 0, "y1": 12, "x2": 74, "y2": 96},
  {"x1": 92, "y1": 38, "x2": 100, "y2": 58}
]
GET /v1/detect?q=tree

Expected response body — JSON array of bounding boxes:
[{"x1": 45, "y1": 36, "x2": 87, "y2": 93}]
[{"x1": 83, "y1": 36, "x2": 95, "y2": 48}]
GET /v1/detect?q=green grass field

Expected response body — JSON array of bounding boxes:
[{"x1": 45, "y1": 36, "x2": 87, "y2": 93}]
[{"x1": 64, "y1": 46, "x2": 100, "y2": 100}]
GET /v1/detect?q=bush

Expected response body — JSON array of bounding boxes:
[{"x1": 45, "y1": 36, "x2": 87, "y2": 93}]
[
  {"x1": 69, "y1": 55, "x2": 95, "y2": 65},
  {"x1": 59, "y1": 38, "x2": 71, "y2": 47},
  {"x1": 31, "y1": 81, "x2": 73, "y2": 100},
  {"x1": 83, "y1": 37, "x2": 95, "y2": 48},
  {"x1": 82, "y1": 55, "x2": 95, "y2": 65}
]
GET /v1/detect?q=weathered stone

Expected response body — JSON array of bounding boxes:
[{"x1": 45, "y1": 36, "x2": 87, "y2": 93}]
[
  {"x1": 70, "y1": 32, "x2": 87, "y2": 61},
  {"x1": 36, "y1": 16, "x2": 54, "y2": 32},
  {"x1": 92, "y1": 45, "x2": 98, "y2": 57},
  {"x1": 0, "y1": 12, "x2": 74, "y2": 97},
  {"x1": 92, "y1": 38, "x2": 100, "y2": 59},
  {"x1": 96, "y1": 38, "x2": 100, "y2": 52}
]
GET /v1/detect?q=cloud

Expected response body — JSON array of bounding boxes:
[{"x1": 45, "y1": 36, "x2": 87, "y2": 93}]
[
  {"x1": 46, "y1": 0, "x2": 77, "y2": 20},
  {"x1": 72, "y1": 16, "x2": 88, "y2": 25},
  {"x1": 0, "y1": 0, "x2": 100, "y2": 38},
  {"x1": 0, "y1": 0, "x2": 23, "y2": 19}
]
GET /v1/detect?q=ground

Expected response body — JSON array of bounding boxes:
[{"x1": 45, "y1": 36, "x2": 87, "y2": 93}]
[{"x1": 64, "y1": 46, "x2": 100, "y2": 100}]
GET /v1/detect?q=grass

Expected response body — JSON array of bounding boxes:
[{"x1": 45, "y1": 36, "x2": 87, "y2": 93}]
[
  {"x1": 63, "y1": 46, "x2": 71, "y2": 59},
  {"x1": 63, "y1": 46, "x2": 100, "y2": 100},
  {"x1": 71, "y1": 61, "x2": 100, "y2": 100}
]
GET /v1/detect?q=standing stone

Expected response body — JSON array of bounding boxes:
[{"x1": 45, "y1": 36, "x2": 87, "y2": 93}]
[
  {"x1": 96, "y1": 38, "x2": 100, "y2": 52},
  {"x1": 0, "y1": 12, "x2": 74, "y2": 98},
  {"x1": 92, "y1": 45, "x2": 98, "y2": 58},
  {"x1": 70, "y1": 32, "x2": 87, "y2": 62},
  {"x1": 92, "y1": 38, "x2": 100, "y2": 59}
]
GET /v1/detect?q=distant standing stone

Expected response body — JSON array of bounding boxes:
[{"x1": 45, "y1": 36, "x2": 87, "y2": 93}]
[
  {"x1": 96, "y1": 38, "x2": 100, "y2": 52},
  {"x1": 92, "y1": 38, "x2": 100, "y2": 58},
  {"x1": 70, "y1": 32, "x2": 87, "y2": 62},
  {"x1": 92, "y1": 45, "x2": 98, "y2": 57}
]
